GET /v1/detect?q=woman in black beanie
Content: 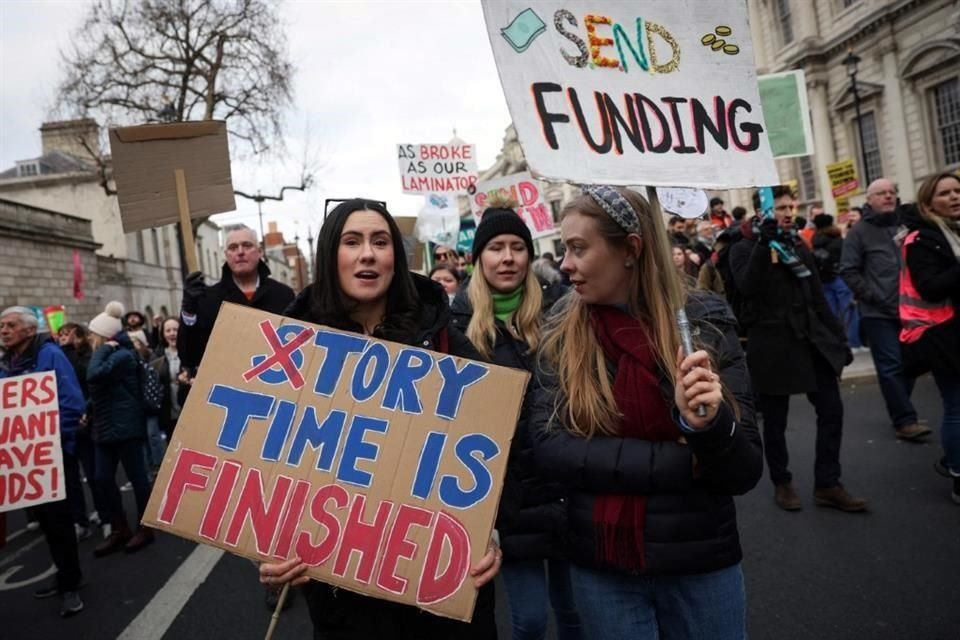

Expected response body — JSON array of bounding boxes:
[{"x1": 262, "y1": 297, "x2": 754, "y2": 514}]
[{"x1": 451, "y1": 207, "x2": 583, "y2": 640}]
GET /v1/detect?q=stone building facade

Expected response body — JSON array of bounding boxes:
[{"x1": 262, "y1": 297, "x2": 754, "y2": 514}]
[
  {"x1": 0, "y1": 119, "x2": 227, "y2": 319},
  {"x1": 731, "y1": 0, "x2": 960, "y2": 213},
  {"x1": 0, "y1": 198, "x2": 102, "y2": 322}
]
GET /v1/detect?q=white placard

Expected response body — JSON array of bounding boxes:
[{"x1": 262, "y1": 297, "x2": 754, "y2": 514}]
[
  {"x1": 481, "y1": 2, "x2": 778, "y2": 189},
  {"x1": 398, "y1": 143, "x2": 479, "y2": 195},
  {"x1": 656, "y1": 187, "x2": 708, "y2": 219},
  {"x1": 468, "y1": 172, "x2": 556, "y2": 238}
]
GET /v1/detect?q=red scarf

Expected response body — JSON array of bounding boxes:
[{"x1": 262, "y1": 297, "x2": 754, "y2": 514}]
[{"x1": 589, "y1": 305, "x2": 678, "y2": 571}]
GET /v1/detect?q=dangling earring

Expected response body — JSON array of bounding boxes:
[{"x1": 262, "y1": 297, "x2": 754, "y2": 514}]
[{"x1": 624, "y1": 259, "x2": 634, "y2": 269}]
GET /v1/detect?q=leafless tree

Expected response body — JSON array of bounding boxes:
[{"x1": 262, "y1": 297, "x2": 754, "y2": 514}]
[{"x1": 57, "y1": 0, "x2": 294, "y2": 157}]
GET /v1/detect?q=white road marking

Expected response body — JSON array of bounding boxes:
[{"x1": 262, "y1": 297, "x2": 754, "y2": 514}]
[
  {"x1": 117, "y1": 544, "x2": 224, "y2": 640},
  {"x1": 0, "y1": 535, "x2": 47, "y2": 569},
  {"x1": 4, "y1": 527, "x2": 29, "y2": 544}
]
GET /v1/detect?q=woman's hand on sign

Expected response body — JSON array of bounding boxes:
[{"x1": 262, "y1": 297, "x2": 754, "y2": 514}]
[
  {"x1": 259, "y1": 557, "x2": 309, "y2": 588},
  {"x1": 674, "y1": 347, "x2": 722, "y2": 429},
  {"x1": 470, "y1": 539, "x2": 503, "y2": 588}
]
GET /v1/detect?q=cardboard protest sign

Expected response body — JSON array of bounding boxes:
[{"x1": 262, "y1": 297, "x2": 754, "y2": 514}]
[
  {"x1": 481, "y1": 1, "x2": 778, "y2": 189},
  {"x1": 143, "y1": 304, "x2": 528, "y2": 621},
  {"x1": 758, "y1": 70, "x2": 815, "y2": 158},
  {"x1": 398, "y1": 144, "x2": 479, "y2": 195},
  {"x1": 1, "y1": 372, "x2": 64, "y2": 513},
  {"x1": 827, "y1": 159, "x2": 860, "y2": 198},
  {"x1": 109, "y1": 121, "x2": 236, "y2": 233},
  {"x1": 468, "y1": 172, "x2": 556, "y2": 238}
]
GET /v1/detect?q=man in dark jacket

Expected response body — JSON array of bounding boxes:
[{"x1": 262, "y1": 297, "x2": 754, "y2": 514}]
[
  {"x1": 176, "y1": 224, "x2": 294, "y2": 610},
  {"x1": 729, "y1": 187, "x2": 867, "y2": 513},
  {"x1": 0, "y1": 306, "x2": 85, "y2": 617},
  {"x1": 840, "y1": 178, "x2": 929, "y2": 441},
  {"x1": 178, "y1": 225, "x2": 295, "y2": 371}
]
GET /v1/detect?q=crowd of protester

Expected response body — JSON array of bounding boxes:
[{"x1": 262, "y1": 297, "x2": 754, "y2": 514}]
[{"x1": 2, "y1": 172, "x2": 957, "y2": 638}]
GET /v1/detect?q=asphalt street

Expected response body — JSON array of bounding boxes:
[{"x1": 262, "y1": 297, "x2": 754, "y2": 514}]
[{"x1": 1, "y1": 375, "x2": 956, "y2": 640}]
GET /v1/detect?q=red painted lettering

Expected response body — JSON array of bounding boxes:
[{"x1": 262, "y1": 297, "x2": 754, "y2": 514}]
[
  {"x1": 273, "y1": 479, "x2": 310, "y2": 558},
  {"x1": 332, "y1": 495, "x2": 393, "y2": 585},
  {"x1": 199, "y1": 459, "x2": 242, "y2": 540},
  {"x1": 158, "y1": 448, "x2": 217, "y2": 524},
  {"x1": 224, "y1": 469, "x2": 291, "y2": 555},
  {"x1": 416, "y1": 511, "x2": 470, "y2": 605},
  {"x1": 297, "y1": 484, "x2": 349, "y2": 566},
  {"x1": 376, "y1": 504, "x2": 435, "y2": 595}
]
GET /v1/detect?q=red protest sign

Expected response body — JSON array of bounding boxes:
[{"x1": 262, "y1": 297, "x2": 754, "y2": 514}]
[
  {"x1": 468, "y1": 172, "x2": 555, "y2": 238},
  {"x1": 0, "y1": 372, "x2": 64, "y2": 512}
]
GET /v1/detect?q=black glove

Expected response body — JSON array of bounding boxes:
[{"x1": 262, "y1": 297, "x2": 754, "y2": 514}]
[
  {"x1": 181, "y1": 271, "x2": 206, "y2": 315},
  {"x1": 844, "y1": 346, "x2": 854, "y2": 367},
  {"x1": 757, "y1": 217, "x2": 779, "y2": 246}
]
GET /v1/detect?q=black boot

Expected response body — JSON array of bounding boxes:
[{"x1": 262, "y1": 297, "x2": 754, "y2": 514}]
[{"x1": 94, "y1": 516, "x2": 132, "y2": 557}]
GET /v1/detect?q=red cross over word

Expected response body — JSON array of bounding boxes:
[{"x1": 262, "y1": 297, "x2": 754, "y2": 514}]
[{"x1": 241, "y1": 320, "x2": 316, "y2": 389}]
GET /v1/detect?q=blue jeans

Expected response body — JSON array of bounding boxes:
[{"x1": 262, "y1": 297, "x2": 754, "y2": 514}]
[
  {"x1": 144, "y1": 415, "x2": 167, "y2": 470},
  {"x1": 860, "y1": 317, "x2": 917, "y2": 428},
  {"x1": 502, "y1": 559, "x2": 583, "y2": 640},
  {"x1": 569, "y1": 563, "x2": 746, "y2": 640},
  {"x1": 933, "y1": 373, "x2": 960, "y2": 474},
  {"x1": 822, "y1": 279, "x2": 860, "y2": 348},
  {"x1": 95, "y1": 439, "x2": 151, "y2": 526}
]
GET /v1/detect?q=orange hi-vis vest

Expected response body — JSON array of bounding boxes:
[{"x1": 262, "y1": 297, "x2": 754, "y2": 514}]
[{"x1": 899, "y1": 230, "x2": 955, "y2": 344}]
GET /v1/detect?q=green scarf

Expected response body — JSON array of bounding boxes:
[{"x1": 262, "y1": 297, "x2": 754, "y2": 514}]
[{"x1": 492, "y1": 287, "x2": 523, "y2": 322}]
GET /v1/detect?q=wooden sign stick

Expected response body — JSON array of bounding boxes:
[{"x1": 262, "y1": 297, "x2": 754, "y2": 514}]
[
  {"x1": 175, "y1": 168, "x2": 200, "y2": 274},
  {"x1": 264, "y1": 583, "x2": 290, "y2": 640}
]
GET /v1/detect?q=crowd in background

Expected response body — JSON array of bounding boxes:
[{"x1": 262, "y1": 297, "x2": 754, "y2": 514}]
[{"x1": 2, "y1": 171, "x2": 957, "y2": 637}]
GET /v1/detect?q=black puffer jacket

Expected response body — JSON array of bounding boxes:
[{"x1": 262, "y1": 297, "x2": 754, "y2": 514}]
[
  {"x1": 87, "y1": 332, "x2": 146, "y2": 444},
  {"x1": 900, "y1": 207, "x2": 960, "y2": 377},
  {"x1": 449, "y1": 287, "x2": 565, "y2": 561},
  {"x1": 729, "y1": 224, "x2": 849, "y2": 396},
  {"x1": 812, "y1": 227, "x2": 844, "y2": 283},
  {"x1": 178, "y1": 261, "x2": 295, "y2": 369},
  {"x1": 530, "y1": 292, "x2": 762, "y2": 576},
  {"x1": 285, "y1": 273, "x2": 495, "y2": 640}
]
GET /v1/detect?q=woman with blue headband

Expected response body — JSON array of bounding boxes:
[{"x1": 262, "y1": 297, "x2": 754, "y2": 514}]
[{"x1": 530, "y1": 186, "x2": 762, "y2": 638}]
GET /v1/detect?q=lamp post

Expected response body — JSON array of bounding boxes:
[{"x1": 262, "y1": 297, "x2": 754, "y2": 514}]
[{"x1": 843, "y1": 49, "x2": 871, "y2": 185}]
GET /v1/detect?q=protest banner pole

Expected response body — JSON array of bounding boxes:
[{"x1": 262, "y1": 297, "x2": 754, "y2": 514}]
[
  {"x1": 645, "y1": 186, "x2": 663, "y2": 219},
  {"x1": 174, "y1": 168, "x2": 201, "y2": 274},
  {"x1": 264, "y1": 583, "x2": 290, "y2": 640}
]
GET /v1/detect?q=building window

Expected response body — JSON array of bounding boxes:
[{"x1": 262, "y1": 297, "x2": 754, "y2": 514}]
[
  {"x1": 798, "y1": 156, "x2": 817, "y2": 201},
  {"x1": 776, "y1": 0, "x2": 794, "y2": 45},
  {"x1": 135, "y1": 231, "x2": 145, "y2": 262},
  {"x1": 17, "y1": 162, "x2": 39, "y2": 177},
  {"x1": 932, "y1": 78, "x2": 960, "y2": 166},
  {"x1": 151, "y1": 228, "x2": 161, "y2": 265},
  {"x1": 857, "y1": 112, "x2": 883, "y2": 184},
  {"x1": 550, "y1": 200, "x2": 561, "y2": 222}
]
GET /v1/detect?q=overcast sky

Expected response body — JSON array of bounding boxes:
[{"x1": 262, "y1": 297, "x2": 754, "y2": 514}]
[{"x1": 0, "y1": 0, "x2": 512, "y2": 248}]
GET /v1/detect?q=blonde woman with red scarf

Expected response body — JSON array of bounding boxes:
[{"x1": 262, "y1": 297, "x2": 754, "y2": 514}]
[{"x1": 529, "y1": 186, "x2": 762, "y2": 639}]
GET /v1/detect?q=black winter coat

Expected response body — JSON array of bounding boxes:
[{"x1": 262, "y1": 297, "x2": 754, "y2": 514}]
[
  {"x1": 729, "y1": 228, "x2": 849, "y2": 396},
  {"x1": 285, "y1": 273, "x2": 495, "y2": 640},
  {"x1": 530, "y1": 293, "x2": 762, "y2": 576},
  {"x1": 900, "y1": 211, "x2": 960, "y2": 377},
  {"x1": 812, "y1": 228, "x2": 844, "y2": 283},
  {"x1": 839, "y1": 206, "x2": 903, "y2": 318},
  {"x1": 178, "y1": 261, "x2": 295, "y2": 369},
  {"x1": 87, "y1": 332, "x2": 146, "y2": 444},
  {"x1": 449, "y1": 289, "x2": 565, "y2": 562}
]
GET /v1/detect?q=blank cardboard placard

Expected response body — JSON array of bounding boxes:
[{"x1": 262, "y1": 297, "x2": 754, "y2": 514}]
[
  {"x1": 143, "y1": 304, "x2": 528, "y2": 622},
  {"x1": 109, "y1": 121, "x2": 236, "y2": 233}
]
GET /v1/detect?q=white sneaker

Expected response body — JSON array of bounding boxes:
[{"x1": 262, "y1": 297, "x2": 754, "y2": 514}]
[
  {"x1": 120, "y1": 482, "x2": 132, "y2": 492},
  {"x1": 88, "y1": 512, "x2": 101, "y2": 526},
  {"x1": 102, "y1": 524, "x2": 112, "y2": 539}
]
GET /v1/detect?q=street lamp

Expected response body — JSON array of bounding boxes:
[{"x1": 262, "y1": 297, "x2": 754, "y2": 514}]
[{"x1": 842, "y1": 49, "x2": 871, "y2": 185}]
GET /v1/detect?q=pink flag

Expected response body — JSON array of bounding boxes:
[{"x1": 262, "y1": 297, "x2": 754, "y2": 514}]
[{"x1": 73, "y1": 250, "x2": 84, "y2": 300}]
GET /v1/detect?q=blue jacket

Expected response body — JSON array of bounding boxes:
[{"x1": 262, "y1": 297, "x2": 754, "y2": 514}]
[
  {"x1": 87, "y1": 332, "x2": 146, "y2": 443},
  {"x1": 0, "y1": 334, "x2": 84, "y2": 455}
]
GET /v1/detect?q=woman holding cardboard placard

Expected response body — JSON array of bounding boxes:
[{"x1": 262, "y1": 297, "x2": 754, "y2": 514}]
[
  {"x1": 449, "y1": 206, "x2": 582, "y2": 640},
  {"x1": 529, "y1": 186, "x2": 762, "y2": 639},
  {"x1": 258, "y1": 198, "x2": 501, "y2": 639}
]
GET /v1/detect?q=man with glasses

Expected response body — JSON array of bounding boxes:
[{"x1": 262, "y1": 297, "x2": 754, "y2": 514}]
[
  {"x1": 433, "y1": 245, "x2": 456, "y2": 264},
  {"x1": 840, "y1": 178, "x2": 929, "y2": 442}
]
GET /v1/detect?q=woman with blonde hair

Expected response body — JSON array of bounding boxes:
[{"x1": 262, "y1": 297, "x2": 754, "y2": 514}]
[
  {"x1": 899, "y1": 172, "x2": 960, "y2": 503},
  {"x1": 450, "y1": 207, "x2": 582, "y2": 640},
  {"x1": 530, "y1": 186, "x2": 762, "y2": 638}
]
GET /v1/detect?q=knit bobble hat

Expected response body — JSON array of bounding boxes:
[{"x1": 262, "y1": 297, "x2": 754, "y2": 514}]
[
  {"x1": 813, "y1": 213, "x2": 834, "y2": 230},
  {"x1": 89, "y1": 301, "x2": 125, "y2": 338},
  {"x1": 471, "y1": 208, "x2": 534, "y2": 263}
]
